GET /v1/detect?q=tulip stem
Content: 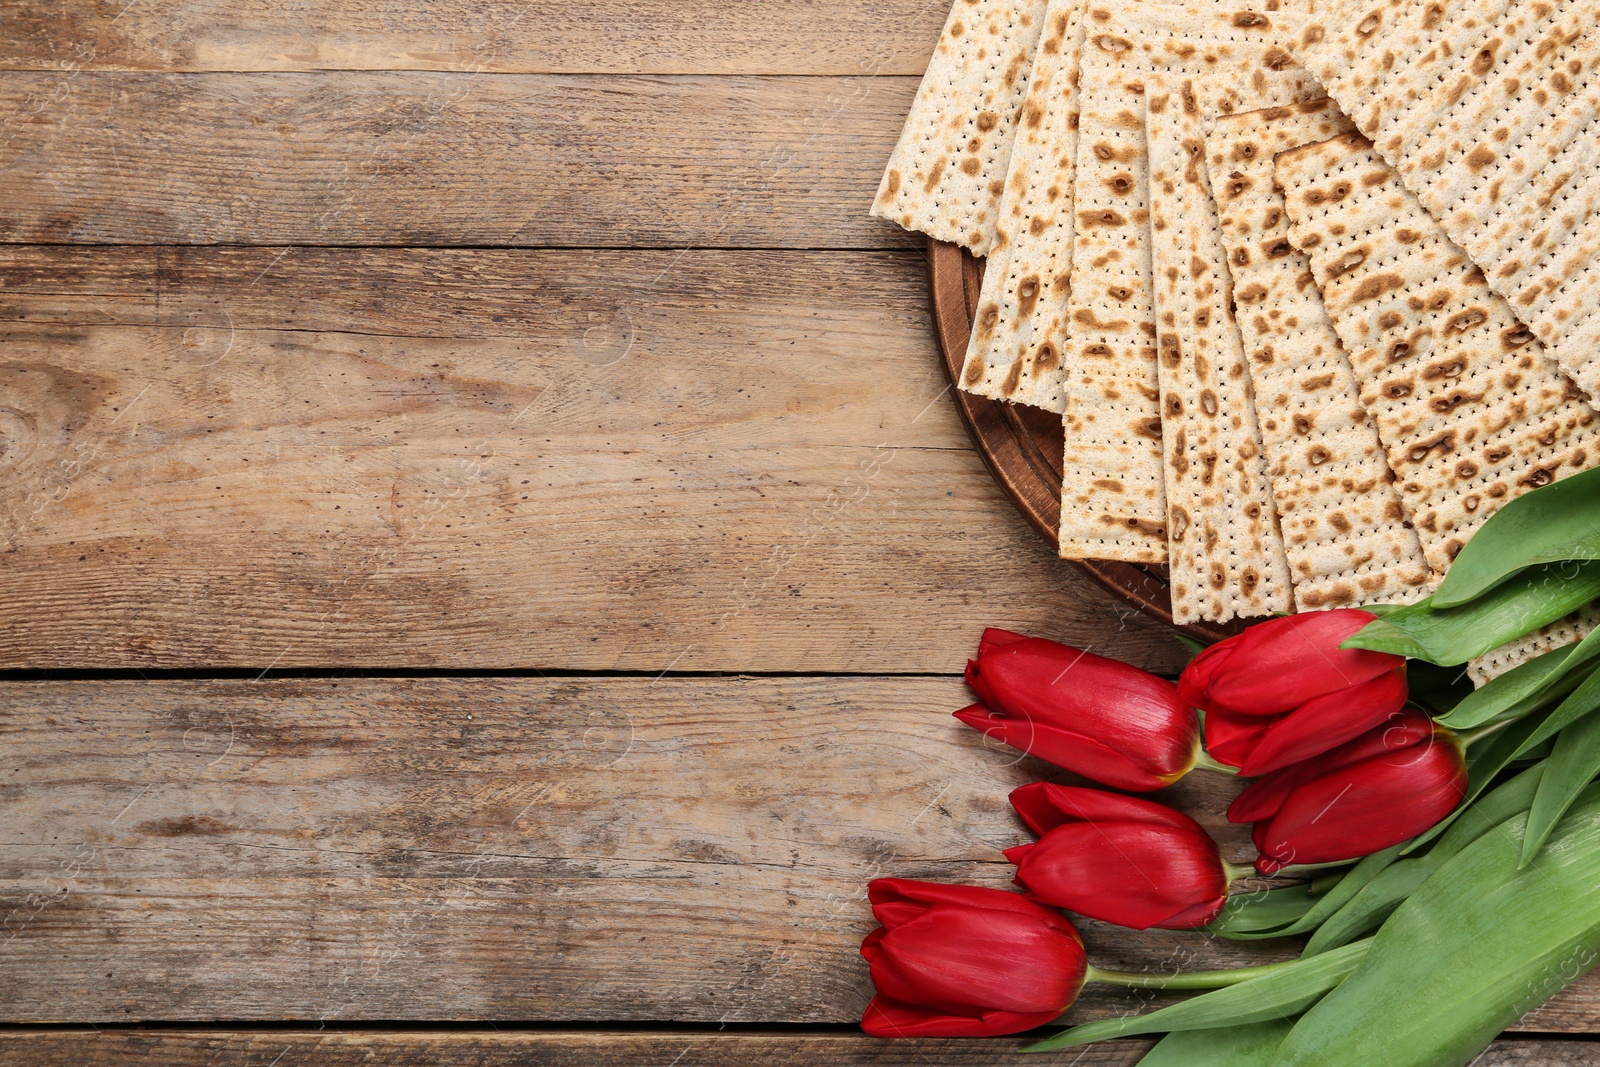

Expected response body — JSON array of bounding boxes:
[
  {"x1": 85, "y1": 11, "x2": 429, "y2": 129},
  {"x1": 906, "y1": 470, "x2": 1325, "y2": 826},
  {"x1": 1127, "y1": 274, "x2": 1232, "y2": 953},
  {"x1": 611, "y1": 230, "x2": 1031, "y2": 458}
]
[
  {"x1": 1273, "y1": 859, "x2": 1356, "y2": 877},
  {"x1": 1456, "y1": 719, "x2": 1513, "y2": 748},
  {"x1": 1191, "y1": 751, "x2": 1240, "y2": 776},
  {"x1": 1221, "y1": 860, "x2": 1255, "y2": 883},
  {"x1": 1084, "y1": 957, "x2": 1304, "y2": 991}
]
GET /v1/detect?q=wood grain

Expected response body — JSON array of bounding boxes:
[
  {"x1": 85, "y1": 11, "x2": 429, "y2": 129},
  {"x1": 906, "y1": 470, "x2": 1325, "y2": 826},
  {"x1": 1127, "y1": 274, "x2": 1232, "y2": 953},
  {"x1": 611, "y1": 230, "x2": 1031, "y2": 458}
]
[
  {"x1": 0, "y1": 1031, "x2": 1594, "y2": 1066},
  {"x1": 0, "y1": 246, "x2": 1183, "y2": 672},
  {"x1": 0, "y1": 1, "x2": 947, "y2": 76},
  {"x1": 0, "y1": 72, "x2": 919, "y2": 249},
  {"x1": 0, "y1": 676, "x2": 1270, "y2": 1024},
  {"x1": 1, "y1": 678, "x2": 1596, "y2": 1029}
]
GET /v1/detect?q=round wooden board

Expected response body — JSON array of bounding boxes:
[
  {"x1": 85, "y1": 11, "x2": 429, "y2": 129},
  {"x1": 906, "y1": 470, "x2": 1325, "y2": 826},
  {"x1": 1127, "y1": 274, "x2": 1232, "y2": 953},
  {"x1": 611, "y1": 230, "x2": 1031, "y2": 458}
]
[{"x1": 927, "y1": 237, "x2": 1243, "y2": 643}]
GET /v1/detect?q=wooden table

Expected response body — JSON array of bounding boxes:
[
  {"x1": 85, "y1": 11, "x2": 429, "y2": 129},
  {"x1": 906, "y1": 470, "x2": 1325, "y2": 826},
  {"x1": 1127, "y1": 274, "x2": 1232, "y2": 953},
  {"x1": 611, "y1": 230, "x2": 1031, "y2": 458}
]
[{"x1": 0, "y1": 4, "x2": 1594, "y2": 1063}]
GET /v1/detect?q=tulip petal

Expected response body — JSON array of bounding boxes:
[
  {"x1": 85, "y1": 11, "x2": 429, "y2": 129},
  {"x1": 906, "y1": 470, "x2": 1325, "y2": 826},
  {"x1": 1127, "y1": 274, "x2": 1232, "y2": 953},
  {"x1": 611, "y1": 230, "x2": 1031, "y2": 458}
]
[
  {"x1": 1228, "y1": 708, "x2": 1436, "y2": 824},
  {"x1": 979, "y1": 627, "x2": 1030, "y2": 657},
  {"x1": 1202, "y1": 708, "x2": 1276, "y2": 769},
  {"x1": 1177, "y1": 641, "x2": 1237, "y2": 711},
  {"x1": 1181, "y1": 610, "x2": 1401, "y2": 715},
  {"x1": 955, "y1": 707, "x2": 1188, "y2": 793},
  {"x1": 866, "y1": 878, "x2": 1079, "y2": 934},
  {"x1": 1009, "y1": 782, "x2": 1201, "y2": 836},
  {"x1": 862, "y1": 995, "x2": 1060, "y2": 1038},
  {"x1": 869, "y1": 901, "x2": 928, "y2": 930},
  {"x1": 1010, "y1": 822, "x2": 1227, "y2": 930},
  {"x1": 961, "y1": 640, "x2": 1200, "y2": 789},
  {"x1": 860, "y1": 925, "x2": 886, "y2": 964},
  {"x1": 870, "y1": 907, "x2": 1085, "y2": 1015},
  {"x1": 1251, "y1": 730, "x2": 1467, "y2": 871},
  {"x1": 1254, "y1": 739, "x2": 1465, "y2": 870},
  {"x1": 1238, "y1": 667, "x2": 1410, "y2": 776},
  {"x1": 1161, "y1": 896, "x2": 1230, "y2": 928},
  {"x1": 1228, "y1": 768, "x2": 1303, "y2": 824},
  {"x1": 964, "y1": 661, "x2": 999, "y2": 709}
]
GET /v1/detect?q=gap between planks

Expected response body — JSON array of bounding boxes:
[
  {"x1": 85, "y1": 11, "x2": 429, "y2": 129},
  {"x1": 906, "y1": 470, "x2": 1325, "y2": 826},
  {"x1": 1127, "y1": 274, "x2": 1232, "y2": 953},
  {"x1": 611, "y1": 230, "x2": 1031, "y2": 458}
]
[{"x1": 0, "y1": 1030, "x2": 1591, "y2": 1066}]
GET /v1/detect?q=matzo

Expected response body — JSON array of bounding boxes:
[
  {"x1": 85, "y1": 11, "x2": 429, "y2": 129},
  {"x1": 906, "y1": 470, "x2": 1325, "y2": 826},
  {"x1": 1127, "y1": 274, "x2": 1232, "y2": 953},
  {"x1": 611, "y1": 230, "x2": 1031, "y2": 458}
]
[
  {"x1": 872, "y1": 0, "x2": 1052, "y2": 255},
  {"x1": 1207, "y1": 100, "x2": 1434, "y2": 610},
  {"x1": 1468, "y1": 606, "x2": 1600, "y2": 685},
  {"x1": 1140, "y1": 11, "x2": 1320, "y2": 624},
  {"x1": 1290, "y1": 0, "x2": 1600, "y2": 398},
  {"x1": 1275, "y1": 132, "x2": 1600, "y2": 577},
  {"x1": 1055, "y1": 0, "x2": 1314, "y2": 568},
  {"x1": 1055, "y1": 1, "x2": 1172, "y2": 562},
  {"x1": 960, "y1": 0, "x2": 1090, "y2": 410}
]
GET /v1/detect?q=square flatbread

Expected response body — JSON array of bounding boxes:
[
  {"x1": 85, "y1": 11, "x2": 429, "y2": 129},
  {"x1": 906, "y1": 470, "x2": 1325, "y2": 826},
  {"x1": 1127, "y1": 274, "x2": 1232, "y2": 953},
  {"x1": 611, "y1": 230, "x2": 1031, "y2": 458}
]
[
  {"x1": 1207, "y1": 100, "x2": 1434, "y2": 610},
  {"x1": 1054, "y1": 2, "x2": 1174, "y2": 562},
  {"x1": 1054, "y1": 0, "x2": 1313, "y2": 572},
  {"x1": 1469, "y1": 607, "x2": 1600, "y2": 685},
  {"x1": 1138, "y1": 7, "x2": 1319, "y2": 624},
  {"x1": 959, "y1": 0, "x2": 1090, "y2": 411},
  {"x1": 872, "y1": 0, "x2": 1052, "y2": 255},
  {"x1": 1275, "y1": 131, "x2": 1600, "y2": 575},
  {"x1": 1290, "y1": 0, "x2": 1600, "y2": 399}
]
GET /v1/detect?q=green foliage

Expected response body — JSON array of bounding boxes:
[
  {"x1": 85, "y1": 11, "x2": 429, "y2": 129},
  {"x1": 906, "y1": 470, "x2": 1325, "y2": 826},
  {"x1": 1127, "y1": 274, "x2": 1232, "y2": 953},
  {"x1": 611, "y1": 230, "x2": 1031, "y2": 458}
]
[
  {"x1": 1431, "y1": 466, "x2": 1600, "y2": 607},
  {"x1": 1135, "y1": 1020, "x2": 1294, "y2": 1066},
  {"x1": 1274, "y1": 789, "x2": 1600, "y2": 1067},
  {"x1": 1340, "y1": 560, "x2": 1600, "y2": 665},
  {"x1": 1021, "y1": 941, "x2": 1370, "y2": 1052}
]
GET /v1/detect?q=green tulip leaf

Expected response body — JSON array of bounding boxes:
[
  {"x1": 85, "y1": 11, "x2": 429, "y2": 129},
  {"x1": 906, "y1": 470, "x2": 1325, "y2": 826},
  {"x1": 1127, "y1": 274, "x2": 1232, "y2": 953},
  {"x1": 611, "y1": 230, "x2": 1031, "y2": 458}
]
[
  {"x1": 1205, "y1": 852, "x2": 1402, "y2": 942},
  {"x1": 1274, "y1": 787, "x2": 1600, "y2": 1067},
  {"x1": 1135, "y1": 1019, "x2": 1294, "y2": 1067},
  {"x1": 1263, "y1": 846, "x2": 1402, "y2": 945},
  {"x1": 1435, "y1": 642, "x2": 1584, "y2": 729},
  {"x1": 1304, "y1": 763, "x2": 1544, "y2": 954},
  {"x1": 1423, "y1": 760, "x2": 1546, "y2": 864},
  {"x1": 1404, "y1": 710, "x2": 1555, "y2": 853},
  {"x1": 1300, "y1": 862, "x2": 1427, "y2": 956},
  {"x1": 1021, "y1": 940, "x2": 1371, "y2": 1052},
  {"x1": 1202, "y1": 884, "x2": 1321, "y2": 939},
  {"x1": 1521, "y1": 711, "x2": 1600, "y2": 865},
  {"x1": 1431, "y1": 466, "x2": 1600, "y2": 608},
  {"x1": 1340, "y1": 560, "x2": 1600, "y2": 665},
  {"x1": 1508, "y1": 661, "x2": 1600, "y2": 760}
]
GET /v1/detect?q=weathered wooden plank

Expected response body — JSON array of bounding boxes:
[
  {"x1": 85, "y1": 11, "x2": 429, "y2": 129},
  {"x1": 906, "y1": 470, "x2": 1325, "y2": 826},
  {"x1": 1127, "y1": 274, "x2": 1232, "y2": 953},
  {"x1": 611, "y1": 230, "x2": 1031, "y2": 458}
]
[
  {"x1": 0, "y1": 1031, "x2": 1593, "y2": 1066},
  {"x1": 0, "y1": 1, "x2": 946, "y2": 76},
  {"x1": 0, "y1": 677, "x2": 1256, "y2": 1024},
  {"x1": 1, "y1": 678, "x2": 1595, "y2": 1030},
  {"x1": 0, "y1": 73, "x2": 918, "y2": 249},
  {"x1": 0, "y1": 246, "x2": 1181, "y2": 673}
]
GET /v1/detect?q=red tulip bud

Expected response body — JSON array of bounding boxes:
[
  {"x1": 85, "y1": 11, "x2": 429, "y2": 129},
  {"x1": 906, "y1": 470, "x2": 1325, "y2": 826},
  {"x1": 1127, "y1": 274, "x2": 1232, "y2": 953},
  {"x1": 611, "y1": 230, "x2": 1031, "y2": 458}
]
[
  {"x1": 1005, "y1": 783, "x2": 1231, "y2": 930},
  {"x1": 956, "y1": 629, "x2": 1200, "y2": 792},
  {"x1": 1228, "y1": 708, "x2": 1468, "y2": 874},
  {"x1": 1204, "y1": 666, "x2": 1409, "y2": 776},
  {"x1": 860, "y1": 878, "x2": 1087, "y2": 1037},
  {"x1": 1178, "y1": 609, "x2": 1403, "y2": 716}
]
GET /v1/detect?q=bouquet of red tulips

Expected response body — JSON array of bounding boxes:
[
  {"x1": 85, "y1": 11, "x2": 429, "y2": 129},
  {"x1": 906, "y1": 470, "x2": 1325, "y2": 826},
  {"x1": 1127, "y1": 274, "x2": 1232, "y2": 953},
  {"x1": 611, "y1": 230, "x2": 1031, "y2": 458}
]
[{"x1": 857, "y1": 468, "x2": 1600, "y2": 1066}]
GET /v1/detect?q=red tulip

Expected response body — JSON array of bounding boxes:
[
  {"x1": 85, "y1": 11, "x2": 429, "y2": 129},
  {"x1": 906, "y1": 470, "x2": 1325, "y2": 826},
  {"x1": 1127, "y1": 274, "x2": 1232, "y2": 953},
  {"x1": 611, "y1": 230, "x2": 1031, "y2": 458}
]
[
  {"x1": 1004, "y1": 783, "x2": 1231, "y2": 930},
  {"x1": 860, "y1": 878, "x2": 1087, "y2": 1038},
  {"x1": 1179, "y1": 609, "x2": 1403, "y2": 717},
  {"x1": 1228, "y1": 708, "x2": 1468, "y2": 874},
  {"x1": 1203, "y1": 666, "x2": 1409, "y2": 776},
  {"x1": 956, "y1": 629, "x2": 1200, "y2": 792}
]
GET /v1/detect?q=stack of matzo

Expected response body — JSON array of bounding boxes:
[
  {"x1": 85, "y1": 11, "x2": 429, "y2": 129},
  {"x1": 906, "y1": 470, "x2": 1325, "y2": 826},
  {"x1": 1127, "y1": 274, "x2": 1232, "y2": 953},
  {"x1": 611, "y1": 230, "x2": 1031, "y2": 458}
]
[{"x1": 873, "y1": 0, "x2": 1600, "y2": 651}]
